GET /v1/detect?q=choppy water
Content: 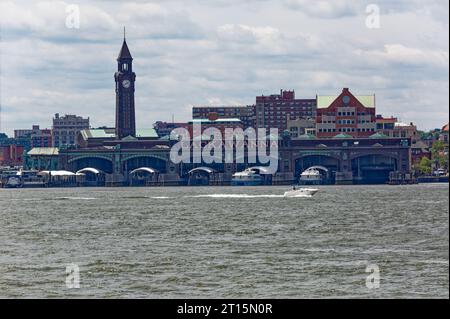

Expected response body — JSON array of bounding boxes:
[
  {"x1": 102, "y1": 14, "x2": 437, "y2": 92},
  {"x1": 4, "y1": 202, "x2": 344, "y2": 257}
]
[{"x1": 0, "y1": 184, "x2": 448, "y2": 298}]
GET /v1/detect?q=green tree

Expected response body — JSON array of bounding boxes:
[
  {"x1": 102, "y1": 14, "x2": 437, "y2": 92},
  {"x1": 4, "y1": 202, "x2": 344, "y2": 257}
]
[
  {"x1": 431, "y1": 140, "x2": 448, "y2": 170},
  {"x1": 418, "y1": 157, "x2": 432, "y2": 175}
]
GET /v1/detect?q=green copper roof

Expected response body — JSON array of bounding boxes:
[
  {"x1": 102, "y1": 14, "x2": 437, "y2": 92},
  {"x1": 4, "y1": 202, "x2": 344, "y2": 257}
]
[
  {"x1": 317, "y1": 95, "x2": 375, "y2": 108},
  {"x1": 369, "y1": 132, "x2": 389, "y2": 139},
  {"x1": 298, "y1": 133, "x2": 317, "y2": 140},
  {"x1": 27, "y1": 147, "x2": 59, "y2": 156},
  {"x1": 81, "y1": 128, "x2": 158, "y2": 140},
  {"x1": 189, "y1": 118, "x2": 242, "y2": 124},
  {"x1": 136, "y1": 128, "x2": 159, "y2": 138},
  {"x1": 333, "y1": 133, "x2": 353, "y2": 139},
  {"x1": 81, "y1": 128, "x2": 115, "y2": 139}
]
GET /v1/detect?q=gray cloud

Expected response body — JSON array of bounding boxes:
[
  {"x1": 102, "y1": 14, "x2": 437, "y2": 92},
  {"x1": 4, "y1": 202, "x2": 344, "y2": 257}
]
[{"x1": 0, "y1": 0, "x2": 448, "y2": 134}]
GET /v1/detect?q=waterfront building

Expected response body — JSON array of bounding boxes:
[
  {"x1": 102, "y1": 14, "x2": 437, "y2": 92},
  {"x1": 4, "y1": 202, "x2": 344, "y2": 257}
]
[
  {"x1": 52, "y1": 113, "x2": 90, "y2": 147},
  {"x1": 255, "y1": 89, "x2": 316, "y2": 131},
  {"x1": 56, "y1": 32, "x2": 412, "y2": 186},
  {"x1": 24, "y1": 147, "x2": 59, "y2": 171},
  {"x1": 316, "y1": 88, "x2": 377, "y2": 138}
]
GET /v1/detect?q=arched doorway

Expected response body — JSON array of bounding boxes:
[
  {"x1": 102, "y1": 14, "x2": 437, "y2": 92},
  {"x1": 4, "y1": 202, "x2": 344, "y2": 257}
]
[
  {"x1": 71, "y1": 157, "x2": 113, "y2": 174},
  {"x1": 123, "y1": 156, "x2": 167, "y2": 174},
  {"x1": 295, "y1": 155, "x2": 340, "y2": 184},
  {"x1": 188, "y1": 167, "x2": 216, "y2": 186},
  {"x1": 76, "y1": 167, "x2": 105, "y2": 186},
  {"x1": 129, "y1": 167, "x2": 159, "y2": 186},
  {"x1": 351, "y1": 154, "x2": 398, "y2": 184}
]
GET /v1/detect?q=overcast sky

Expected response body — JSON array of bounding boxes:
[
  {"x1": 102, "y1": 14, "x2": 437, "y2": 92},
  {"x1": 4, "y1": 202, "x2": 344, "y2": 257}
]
[{"x1": 0, "y1": 0, "x2": 448, "y2": 135}]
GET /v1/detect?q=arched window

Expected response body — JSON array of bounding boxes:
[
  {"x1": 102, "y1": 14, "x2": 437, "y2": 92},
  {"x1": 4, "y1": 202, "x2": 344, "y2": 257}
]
[{"x1": 122, "y1": 63, "x2": 128, "y2": 71}]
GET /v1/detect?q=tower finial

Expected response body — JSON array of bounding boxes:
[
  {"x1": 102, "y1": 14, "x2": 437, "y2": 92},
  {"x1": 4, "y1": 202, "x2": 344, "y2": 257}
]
[{"x1": 123, "y1": 26, "x2": 126, "y2": 41}]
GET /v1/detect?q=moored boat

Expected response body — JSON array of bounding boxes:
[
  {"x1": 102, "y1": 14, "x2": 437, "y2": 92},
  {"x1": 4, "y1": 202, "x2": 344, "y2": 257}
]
[{"x1": 231, "y1": 168, "x2": 263, "y2": 186}]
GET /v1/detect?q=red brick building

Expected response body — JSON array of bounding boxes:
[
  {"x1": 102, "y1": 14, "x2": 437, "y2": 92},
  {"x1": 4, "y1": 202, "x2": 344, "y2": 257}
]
[
  {"x1": 316, "y1": 88, "x2": 376, "y2": 138},
  {"x1": 0, "y1": 145, "x2": 25, "y2": 166},
  {"x1": 192, "y1": 89, "x2": 316, "y2": 132},
  {"x1": 254, "y1": 89, "x2": 316, "y2": 131}
]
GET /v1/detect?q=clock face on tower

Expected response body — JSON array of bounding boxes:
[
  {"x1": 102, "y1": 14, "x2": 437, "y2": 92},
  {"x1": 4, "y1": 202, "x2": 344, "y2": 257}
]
[{"x1": 122, "y1": 80, "x2": 131, "y2": 88}]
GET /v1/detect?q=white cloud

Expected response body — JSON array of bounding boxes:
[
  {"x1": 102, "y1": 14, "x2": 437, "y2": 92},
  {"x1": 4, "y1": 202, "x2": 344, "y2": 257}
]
[
  {"x1": 283, "y1": 0, "x2": 360, "y2": 18},
  {"x1": 0, "y1": 0, "x2": 448, "y2": 134}
]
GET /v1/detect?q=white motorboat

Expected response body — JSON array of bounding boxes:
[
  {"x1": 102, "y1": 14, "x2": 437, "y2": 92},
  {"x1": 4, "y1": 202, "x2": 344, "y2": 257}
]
[{"x1": 284, "y1": 187, "x2": 319, "y2": 197}]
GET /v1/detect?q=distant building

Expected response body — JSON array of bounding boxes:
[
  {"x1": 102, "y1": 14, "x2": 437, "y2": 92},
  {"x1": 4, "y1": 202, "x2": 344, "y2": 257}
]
[
  {"x1": 376, "y1": 116, "x2": 418, "y2": 142},
  {"x1": 255, "y1": 90, "x2": 316, "y2": 131},
  {"x1": 52, "y1": 113, "x2": 90, "y2": 147},
  {"x1": 392, "y1": 122, "x2": 419, "y2": 143},
  {"x1": 14, "y1": 125, "x2": 52, "y2": 148},
  {"x1": 193, "y1": 106, "x2": 254, "y2": 128},
  {"x1": 411, "y1": 140, "x2": 431, "y2": 164},
  {"x1": 14, "y1": 129, "x2": 33, "y2": 139},
  {"x1": 192, "y1": 89, "x2": 316, "y2": 132},
  {"x1": 0, "y1": 145, "x2": 24, "y2": 166},
  {"x1": 153, "y1": 121, "x2": 189, "y2": 138},
  {"x1": 316, "y1": 88, "x2": 376, "y2": 138},
  {"x1": 376, "y1": 115, "x2": 397, "y2": 131},
  {"x1": 286, "y1": 118, "x2": 316, "y2": 138},
  {"x1": 188, "y1": 117, "x2": 244, "y2": 137},
  {"x1": 30, "y1": 125, "x2": 53, "y2": 148},
  {"x1": 440, "y1": 123, "x2": 449, "y2": 143}
]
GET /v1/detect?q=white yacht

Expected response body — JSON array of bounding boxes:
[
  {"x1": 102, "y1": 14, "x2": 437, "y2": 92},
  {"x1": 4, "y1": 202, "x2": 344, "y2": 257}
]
[
  {"x1": 231, "y1": 168, "x2": 263, "y2": 186},
  {"x1": 299, "y1": 168, "x2": 323, "y2": 185},
  {"x1": 284, "y1": 187, "x2": 319, "y2": 197}
]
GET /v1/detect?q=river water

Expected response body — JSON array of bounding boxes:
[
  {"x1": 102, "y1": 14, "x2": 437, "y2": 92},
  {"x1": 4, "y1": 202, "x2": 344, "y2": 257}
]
[{"x1": 0, "y1": 184, "x2": 448, "y2": 298}]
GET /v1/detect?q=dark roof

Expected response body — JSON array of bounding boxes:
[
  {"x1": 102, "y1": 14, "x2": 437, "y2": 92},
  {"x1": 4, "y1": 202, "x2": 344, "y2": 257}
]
[{"x1": 117, "y1": 40, "x2": 132, "y2": 60}]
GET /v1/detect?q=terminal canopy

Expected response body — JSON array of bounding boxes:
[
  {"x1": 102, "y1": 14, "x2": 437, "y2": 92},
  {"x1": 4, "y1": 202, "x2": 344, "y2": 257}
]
[
  {"x1": 188, "y1": 167, "x2": 216, "y2": 175},
  {"x1": 76, "y1": 168, "x2": 103, "y2": 175},
  {"x1": 129, "y1": 167, "x2": 159, "y2": 175}
]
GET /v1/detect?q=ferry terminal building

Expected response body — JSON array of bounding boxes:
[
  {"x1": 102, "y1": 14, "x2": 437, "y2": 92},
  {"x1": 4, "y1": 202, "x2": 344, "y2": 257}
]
[{"x1": 53, "y1": 37, "x2": 412, "y2": 186}]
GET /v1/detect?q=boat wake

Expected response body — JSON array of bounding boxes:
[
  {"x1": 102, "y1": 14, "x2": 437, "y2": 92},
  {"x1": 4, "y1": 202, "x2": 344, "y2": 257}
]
[
  {"x1": 53, "y1": 197, "x2": 97, "y2": 200},
  {"x1": 188, "y1": 194, "x2": 285, "y2": 198}
]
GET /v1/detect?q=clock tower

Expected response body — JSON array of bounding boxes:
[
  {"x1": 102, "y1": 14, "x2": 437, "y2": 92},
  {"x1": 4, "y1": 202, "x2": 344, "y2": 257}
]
[{"x1": 114, "y1": 30, "x2": 136, "y2": 139}]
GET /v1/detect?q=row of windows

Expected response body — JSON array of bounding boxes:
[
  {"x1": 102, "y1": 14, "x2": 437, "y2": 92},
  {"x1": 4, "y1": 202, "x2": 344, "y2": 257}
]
[
  {"x1": 318, "y1": 128, "x2": 376, "y2": 133},
  {"x1": 260, "y1": 102, "x2": 315, "y2": 106},
  {"x1": 338, "y1": 112, "x2": 355, "y2": 116}
]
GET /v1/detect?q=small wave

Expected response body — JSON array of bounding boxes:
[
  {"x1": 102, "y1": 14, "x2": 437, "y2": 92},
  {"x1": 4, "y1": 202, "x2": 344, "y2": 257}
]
[
  {"x1": 121, "y1": 196, "x2": 172, "y2": 199},
  {"x1": 54, "y1": 197, "x2": 96, "y2": 200}
]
